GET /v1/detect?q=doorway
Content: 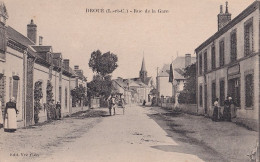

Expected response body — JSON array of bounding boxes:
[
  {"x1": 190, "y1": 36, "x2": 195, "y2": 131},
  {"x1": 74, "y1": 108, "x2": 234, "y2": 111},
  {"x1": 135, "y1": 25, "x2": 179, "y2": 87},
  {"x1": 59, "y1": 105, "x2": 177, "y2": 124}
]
[{"x1": 228, "y1": 78, "x2": 240, "y2": 107}]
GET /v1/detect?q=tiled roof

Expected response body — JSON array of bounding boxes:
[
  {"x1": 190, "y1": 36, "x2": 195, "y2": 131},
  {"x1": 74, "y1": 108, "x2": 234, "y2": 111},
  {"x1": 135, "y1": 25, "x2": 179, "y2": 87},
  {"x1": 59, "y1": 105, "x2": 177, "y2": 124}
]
[
  {"x1": 143, "y1": 77, "x2": 152, "y2": 85},
  {"x1": 7, "y1": 26, "x2": 34, "y2": 47}
]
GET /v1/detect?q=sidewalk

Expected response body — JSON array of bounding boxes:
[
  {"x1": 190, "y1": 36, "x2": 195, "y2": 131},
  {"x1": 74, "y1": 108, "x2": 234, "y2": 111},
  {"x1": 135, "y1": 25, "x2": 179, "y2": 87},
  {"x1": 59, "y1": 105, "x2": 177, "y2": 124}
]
[
  {"x1": 147, "y1": 106, "x2": 258, "y2": 162},
  {"x1": 0, "y1": 109, "x2": 106, "y2": 162}
]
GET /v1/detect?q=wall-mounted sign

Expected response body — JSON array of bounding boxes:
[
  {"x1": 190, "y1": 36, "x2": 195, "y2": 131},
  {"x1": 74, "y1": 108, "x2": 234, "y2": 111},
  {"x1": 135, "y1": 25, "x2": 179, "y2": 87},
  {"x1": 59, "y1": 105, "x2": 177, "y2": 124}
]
[{"x1": 228, "y1": 64, "x2": 240, "y2": 76}]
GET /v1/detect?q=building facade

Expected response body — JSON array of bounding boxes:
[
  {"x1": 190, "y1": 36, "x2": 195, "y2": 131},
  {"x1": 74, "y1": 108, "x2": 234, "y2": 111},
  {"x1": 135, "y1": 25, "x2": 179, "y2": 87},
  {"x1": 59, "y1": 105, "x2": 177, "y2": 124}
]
[
  {"x1": 195, "y1": 1, "x2": 259, "y2": 130},
  {"x1": 0, "y1": 3, "x2": 87, "y2": 127}
]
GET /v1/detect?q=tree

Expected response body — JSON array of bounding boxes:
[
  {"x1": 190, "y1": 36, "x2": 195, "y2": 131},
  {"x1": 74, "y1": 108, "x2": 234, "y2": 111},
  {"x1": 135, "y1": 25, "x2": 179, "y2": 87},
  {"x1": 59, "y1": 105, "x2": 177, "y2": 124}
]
[
  {"x1": 87, "y1": 75, "x2": 112, "y2": 99},
  {"x1": 89, "y1": 50, "x2": 118, "y2": 77},
  {"x1": 34, "y1": 81, "x2": 43, "y2": 124},
  {"x1": 71, "y1": 84, "x2": 86, "y2": 107},
  {"x1": 178, "y1": 63, "x2": 196, "y2": 104}
]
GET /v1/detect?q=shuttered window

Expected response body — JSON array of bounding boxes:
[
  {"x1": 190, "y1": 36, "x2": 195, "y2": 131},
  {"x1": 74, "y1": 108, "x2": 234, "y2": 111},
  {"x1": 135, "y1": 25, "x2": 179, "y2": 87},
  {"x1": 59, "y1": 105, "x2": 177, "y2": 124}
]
[
  {"x1": 212, "y1": 82, "x2": 216, "y2": 105},
  {"x1": 0, "y1": 25, "x2": 6, "y2": 59},
  {"x1": 245, "y1": 74, "x2": 253, "y2": 108},
  {"x1": 244, "y1": 18, "x2": 253, "y2": 56},
  {"x1": 211, "y1": 46, "x2": 216, "y2": 70},
  {"x1": 219, "y1": 40, "x2": 225, "y2": 67},
  {"x1": 230, "y1": 31, "x2": 237, "y2": 62}
]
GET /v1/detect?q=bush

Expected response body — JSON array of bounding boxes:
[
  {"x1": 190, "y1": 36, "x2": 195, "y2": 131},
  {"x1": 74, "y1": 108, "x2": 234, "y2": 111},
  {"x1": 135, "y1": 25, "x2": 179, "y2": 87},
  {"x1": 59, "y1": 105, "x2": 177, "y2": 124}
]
[{"x1": 178, "y1": 92, "x2": 196, "y2": 104}]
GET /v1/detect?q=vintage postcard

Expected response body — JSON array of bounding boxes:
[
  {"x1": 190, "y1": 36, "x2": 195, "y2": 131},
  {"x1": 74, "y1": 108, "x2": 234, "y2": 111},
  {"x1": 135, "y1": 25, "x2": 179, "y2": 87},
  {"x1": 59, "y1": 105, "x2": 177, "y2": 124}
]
[{"x1": 0, "y1": 0, "x2": 259, "y2": 161}]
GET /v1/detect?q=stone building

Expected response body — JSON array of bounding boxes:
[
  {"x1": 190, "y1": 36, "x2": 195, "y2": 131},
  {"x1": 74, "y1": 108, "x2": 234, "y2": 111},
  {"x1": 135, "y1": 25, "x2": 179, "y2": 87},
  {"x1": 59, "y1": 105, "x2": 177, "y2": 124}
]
[
  {"x1": 0, "y1": 2, "x2": 87, "y2": 127},
  {"x1": 157, "y1": 54, "x2": 195, "y2": 100},
  {"x1": 195, "y1": 1, "x2": 259, "y2": 130}
]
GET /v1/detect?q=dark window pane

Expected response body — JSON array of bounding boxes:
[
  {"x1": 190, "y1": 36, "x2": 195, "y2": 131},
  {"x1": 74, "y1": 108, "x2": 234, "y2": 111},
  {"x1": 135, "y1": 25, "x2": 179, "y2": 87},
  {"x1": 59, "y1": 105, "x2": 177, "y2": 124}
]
[{"x1": 245, "y1": 74, "x2": 253, "y2": 107}]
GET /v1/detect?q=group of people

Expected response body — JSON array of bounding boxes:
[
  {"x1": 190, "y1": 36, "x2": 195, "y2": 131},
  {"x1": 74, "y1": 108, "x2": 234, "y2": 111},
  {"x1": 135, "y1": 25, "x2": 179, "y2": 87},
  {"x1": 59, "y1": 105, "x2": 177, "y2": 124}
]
[
  {"x1": 107, "y1": 94, "x2": 125, "y2": 116},
  {"x1": 212, "y1": 96, "x2": 236, "y2": 122},
  {"x1": 0, "y1": 97, "x2": 19, "y2": 132}
]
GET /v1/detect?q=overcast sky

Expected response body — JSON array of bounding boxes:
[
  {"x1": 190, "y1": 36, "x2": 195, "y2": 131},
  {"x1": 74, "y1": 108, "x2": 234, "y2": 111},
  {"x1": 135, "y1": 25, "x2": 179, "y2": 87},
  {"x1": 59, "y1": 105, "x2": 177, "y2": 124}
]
[{"x1": 3, "y1": 0, "x2": 256, "y2": 81}]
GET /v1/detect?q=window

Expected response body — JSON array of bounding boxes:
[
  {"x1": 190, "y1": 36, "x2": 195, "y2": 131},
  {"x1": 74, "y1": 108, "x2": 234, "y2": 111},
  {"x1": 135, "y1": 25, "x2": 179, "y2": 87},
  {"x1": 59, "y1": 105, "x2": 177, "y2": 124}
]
[
  {"x1": 219, "y1": 80, "x2": 225, "y2": 106},
  {"x1": 0, "y1": 25, "x2": 6, "y2": 60},
  {"x1": 230, "y1": 31, "x2": 237, "y2": 62},
  {"x1": 0, "y1": 75, "x2": 6, "y2": 109},
  {"x1": 244, "y1": 18, "x2": 253, "y2": 56},
  {"x1": 219, "y1": 40, "x2": 225, "y2": 67},
  {"x1": 199, "y1": 54, "x2": 202, "y2": 75},
  {"x1": 211, "y1": 46, "x2": 216, "y2": 70},
  {"x1": 212, "y1": 82, "x2": 216, "y2": 105},
  {"x1": 245, "y1": 73, "x2": 254, "y2": 108},
  {"x1": 12, "y1": 78, "x2": 19, "y2": 101},
  {"x1": 204, "y1": 51, "x2": 207, "y2": 73},
  {"x1": 65, "y1": 87, "x2": 68, "y2": 108},
  {"x1": 199, "y1": 85, "x2": 203, "y2": 106},
  {"x1": 59, "y1": 86, "x2": 62, "y2": 104}
]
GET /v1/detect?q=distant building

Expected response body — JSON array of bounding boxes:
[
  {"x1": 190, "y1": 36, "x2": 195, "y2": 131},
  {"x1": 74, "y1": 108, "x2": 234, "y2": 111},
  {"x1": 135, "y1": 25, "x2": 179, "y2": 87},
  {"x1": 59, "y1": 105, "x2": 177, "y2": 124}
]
[
  {"x1": 157, "y1": 54, "x2": 195, "y2": 102},
  {"x1": 195, "y1": 1, "x2": 259, "y2": 130},
  {"x1": 113, "y1": 56, "x2": 154, "y2": 104}
]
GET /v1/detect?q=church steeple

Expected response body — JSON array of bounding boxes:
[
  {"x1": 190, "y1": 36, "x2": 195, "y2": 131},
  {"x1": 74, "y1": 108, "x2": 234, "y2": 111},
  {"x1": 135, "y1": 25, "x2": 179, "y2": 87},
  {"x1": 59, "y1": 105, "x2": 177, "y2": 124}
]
[{"x1": 139, "y1": 56, "x2": 147, "y2": 83}]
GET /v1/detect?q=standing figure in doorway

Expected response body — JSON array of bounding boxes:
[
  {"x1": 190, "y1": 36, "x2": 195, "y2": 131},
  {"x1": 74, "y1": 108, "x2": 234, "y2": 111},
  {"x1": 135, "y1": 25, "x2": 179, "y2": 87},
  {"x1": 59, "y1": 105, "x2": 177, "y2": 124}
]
[
  {"x1": 212, "y1": 98, "x2": 219, "y2": 121},
  {"x1": 4, "y1": 97, "x2": 19, "y2": 132},
  {"x1": 223, "y1": 96, "x2": 232, "y2": 121}
]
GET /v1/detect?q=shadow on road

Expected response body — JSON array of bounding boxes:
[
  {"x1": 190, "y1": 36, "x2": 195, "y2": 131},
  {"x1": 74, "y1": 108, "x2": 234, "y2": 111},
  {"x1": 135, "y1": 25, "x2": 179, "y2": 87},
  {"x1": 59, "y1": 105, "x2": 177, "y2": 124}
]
[{"x1": 148, "y1": 113, "x2": 229, "y2": 162}]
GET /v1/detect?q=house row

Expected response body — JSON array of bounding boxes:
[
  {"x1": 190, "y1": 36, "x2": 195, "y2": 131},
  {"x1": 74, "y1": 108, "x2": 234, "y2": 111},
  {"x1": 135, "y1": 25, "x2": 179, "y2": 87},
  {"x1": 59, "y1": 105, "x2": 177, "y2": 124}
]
[
  {"x1": 195, "y1": 1, "x2": 259, "y2": 130},
  {"x1": 112, "y1": 57, "x2": 155, "y2": 104},
  {"x1": 0, "y1": 3, "x2": 87, "y2": 127}
]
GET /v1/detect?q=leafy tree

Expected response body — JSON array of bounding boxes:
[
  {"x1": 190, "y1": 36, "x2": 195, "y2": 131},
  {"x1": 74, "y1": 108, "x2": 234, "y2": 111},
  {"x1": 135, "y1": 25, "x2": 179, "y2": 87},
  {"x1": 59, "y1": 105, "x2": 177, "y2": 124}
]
[
  {"x1": 89, "y1": 50, "x2": 118, "y2": 77},
  {"x1": 71, "y1": 84, "x2": 86, "y2": 107},
  {"x1": 178, "y1": 63, "x2": 196, "y2": 104},
  {"x1": 87, "y1": 75, "x2": 112, "y2": 99}
]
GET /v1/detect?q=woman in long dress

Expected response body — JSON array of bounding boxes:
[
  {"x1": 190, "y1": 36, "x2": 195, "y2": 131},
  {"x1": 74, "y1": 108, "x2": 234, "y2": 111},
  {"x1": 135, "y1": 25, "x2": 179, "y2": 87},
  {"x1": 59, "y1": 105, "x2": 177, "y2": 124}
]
[
  {"x1": 4, "y1": 97, "x2": 19, "y2": 132},
  {"x1": 223, "y1": 97, "x2": 232, "y2": 121},
  {"x1": 212, "y1": 98, "x2": 219, "y2": 121}
]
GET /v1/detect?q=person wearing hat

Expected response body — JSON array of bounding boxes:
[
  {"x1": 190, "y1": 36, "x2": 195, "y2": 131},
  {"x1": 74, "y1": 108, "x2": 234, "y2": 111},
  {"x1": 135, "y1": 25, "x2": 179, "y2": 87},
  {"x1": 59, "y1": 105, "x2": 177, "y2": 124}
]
[
  {"x1": 223, "y1": 96, "x2": 232, "y2": 121},
  {"x1": 4, "y1": 97, "x2": 19, "y2": 132},
  {"x1": 56, "y1": 101, "x2": 61, "y2": 120}
]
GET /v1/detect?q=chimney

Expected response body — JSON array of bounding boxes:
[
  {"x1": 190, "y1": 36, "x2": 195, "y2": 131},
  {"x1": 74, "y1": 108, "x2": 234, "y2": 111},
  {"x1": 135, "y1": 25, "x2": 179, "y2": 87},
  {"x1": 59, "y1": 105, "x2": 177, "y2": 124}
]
[
  {"x1": 185, "y1": 54, "x2": 191, "y2": 67},
  {"x1": 217, "y1": 2, "x2": 231, "y2": 31},
  {"x1": 27, "y1": 19, "x2": 37, "y2": 44},
  {"x1": 39, "y1": 36, "x2": 43, "y2": 45},
  {"x1": 63, "y1": 59, "x2": 70, "y2": 71},
  {"x1": 74, "y1": 65, "x2": 79, "y2": 70},
  {"x1": 0, "y1": 2, "x2": 8, "y2": 26}
]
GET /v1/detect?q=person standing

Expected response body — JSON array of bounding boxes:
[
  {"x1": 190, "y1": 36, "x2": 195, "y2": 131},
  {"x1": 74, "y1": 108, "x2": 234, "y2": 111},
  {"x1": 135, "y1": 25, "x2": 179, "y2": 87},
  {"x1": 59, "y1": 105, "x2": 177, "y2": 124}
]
[
  {"x1": 212, "y1": 98, "x2": 219, "y2": 121},
  {"x1": 223, "y1": 96, "x2": 232, "y2": 121},
  {"x1": 4, "y1": 97, "x2": 19, "y2": 132},
  {"x1": 56, "y1": 101, "x2": 61, "y2": 120},
  {"x1": 111, "y1": 95, "x2": 116, "y2": 115},
  {"x1": 0, "y1": 98, "x2": 3, "y2": 128}
]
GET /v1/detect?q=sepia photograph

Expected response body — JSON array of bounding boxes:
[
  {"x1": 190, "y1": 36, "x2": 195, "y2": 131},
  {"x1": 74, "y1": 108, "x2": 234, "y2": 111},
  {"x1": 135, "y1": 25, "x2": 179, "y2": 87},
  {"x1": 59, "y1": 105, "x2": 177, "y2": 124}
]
[{"x1": 0, "y1": 0, "x2": 259, "y2": 161}]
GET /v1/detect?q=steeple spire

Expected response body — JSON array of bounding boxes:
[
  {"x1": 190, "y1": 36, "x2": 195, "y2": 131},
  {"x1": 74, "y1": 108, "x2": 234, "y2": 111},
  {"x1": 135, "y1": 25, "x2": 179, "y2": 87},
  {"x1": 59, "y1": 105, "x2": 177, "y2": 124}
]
[
  {"x1": 139, "y1": 55, "x2": 147, "y2": 83},
  {"x1": 140, "y1": 56, "x2": 147, "y2": 72}
]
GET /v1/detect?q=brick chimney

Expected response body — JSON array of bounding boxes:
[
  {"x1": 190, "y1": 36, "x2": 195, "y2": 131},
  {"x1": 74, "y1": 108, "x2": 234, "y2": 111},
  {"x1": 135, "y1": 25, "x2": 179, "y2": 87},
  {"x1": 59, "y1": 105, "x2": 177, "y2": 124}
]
[
  {"x1": 217, "y1": 2, "x2": 231, "y2": 31},
  {"x1": 63, "y1": 59, "x2": 70, "y2": 71},
  {"x1": 27, "y1": 19, "x2": 37, "y2": 44},
  {"x1": 39, "y1": 36, "x2": 43, "y2": 45},
  {"x1": 185, "y1": 54, "x2": 191, "y2": 67}
]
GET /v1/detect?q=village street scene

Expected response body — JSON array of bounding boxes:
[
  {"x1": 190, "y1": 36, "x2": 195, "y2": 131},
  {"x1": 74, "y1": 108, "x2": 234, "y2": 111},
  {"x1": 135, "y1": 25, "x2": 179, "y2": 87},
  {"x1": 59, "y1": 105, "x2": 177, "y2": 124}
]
[{"x1": 0, "y1": 0, "x2": 259, "y2": 162}]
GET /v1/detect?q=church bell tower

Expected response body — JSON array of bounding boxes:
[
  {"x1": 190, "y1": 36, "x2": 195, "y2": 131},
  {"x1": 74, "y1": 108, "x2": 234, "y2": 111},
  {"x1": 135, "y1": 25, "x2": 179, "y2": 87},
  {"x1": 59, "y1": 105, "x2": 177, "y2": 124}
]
[{"x1": 139, "y1": 56, "x2": 147, "y2": 83}]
